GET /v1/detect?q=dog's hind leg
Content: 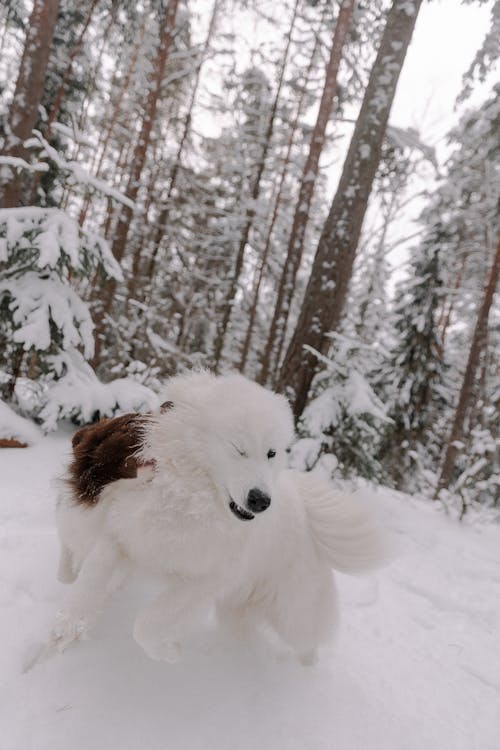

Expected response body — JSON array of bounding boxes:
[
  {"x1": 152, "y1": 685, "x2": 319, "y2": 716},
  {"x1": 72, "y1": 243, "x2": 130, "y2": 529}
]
[
  {"x1": 57, "y1": 544, "x2": 77, "y2": 583},
  {"x1": 49, "y1": 536, "x2": 121, "y2": 653}
]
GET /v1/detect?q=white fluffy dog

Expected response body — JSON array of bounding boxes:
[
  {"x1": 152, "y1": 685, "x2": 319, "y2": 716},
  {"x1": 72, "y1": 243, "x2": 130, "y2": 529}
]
[{"x1": 48, "y1": 371, "x2": 384, "y2": 665}]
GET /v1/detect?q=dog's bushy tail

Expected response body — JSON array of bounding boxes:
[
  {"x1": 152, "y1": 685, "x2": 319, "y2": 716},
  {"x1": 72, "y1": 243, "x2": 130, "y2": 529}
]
[{"x1": 291, "y1": 470, "x2": 387, "y2": 574}]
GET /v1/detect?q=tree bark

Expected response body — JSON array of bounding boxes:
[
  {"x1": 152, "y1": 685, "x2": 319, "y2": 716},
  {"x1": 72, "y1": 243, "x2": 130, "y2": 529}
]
[
  {"x1": 435, "y1": 231, "x2": 500, "y2": 496},
  {"x1": 212, "y1": 0, "x2": 300, "y2": 369},
  {"x1": 45, "y1": 0, "x2": 100, "y2": 136},
  {"x1": 259, "y1": 0, "x2": 355, "y2": 385},
  {"x1": 438, "y1": 250, "x2": 469, "y2": 342},
  {"x1": 239, "y1": 11, "x2": 326, "y2": 374},
  {"x1": 109, "y1": 0, "x2": 180, "y2": 266},
  {"x1": 79, "y1": 24, "x2": 145, "y2": 227},
  {"x1": 277, "y1": 0, "x2": 423, "y2": 417},
  {"x1": 92, "y1": 0, "x2": 180, "y2": 366},
  {"x1": 145, "y1": 0, "x2": 221, "y2": 283},
  {"x1": 0, "y1": 0, "x2": 59, "y2": 208}
]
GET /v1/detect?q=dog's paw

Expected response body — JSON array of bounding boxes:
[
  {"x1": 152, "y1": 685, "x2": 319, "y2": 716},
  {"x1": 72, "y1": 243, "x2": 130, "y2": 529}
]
[{"x1": 50, "y1": 611, "x2": 87, "y2": 653}]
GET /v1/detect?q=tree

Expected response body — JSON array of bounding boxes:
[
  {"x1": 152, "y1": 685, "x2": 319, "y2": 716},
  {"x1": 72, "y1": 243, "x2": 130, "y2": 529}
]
[
  {"x1": 381, "y1": 237, "x2": 448, "y2": 491},
  {"x1": 238, "y1": 12, "x2": 325, "y2": 374},
  {"x1": 277, "y1": 0, "x2": 423, "y2": 417},
  {"x1": 295, "y1": 332, "x2": 391, "y2": 482},
  {"x1": 0, "y1": 205, "x2": 153, "y2": 429},
  {"x1": 92, "y1": 0, "x2": 181, "y2": 365},
  {"x1": 459, "y1": 0, "x2": 500, "y2": 101},
  {"x1": 212, "y1": 0, "x2": 301, "y2": 368},
  {"x1": 143, "y1": 0, "x2": 221, "y2": 286},
  {"x1": 435, "y1": 231, "x2": 500, "y2": 497},
  {"x1": 259, "y1": 0, "x2": 355, "y2": 385},
  {"x1": 0, "y1": 0, "x2": 59, "y2": 208}
]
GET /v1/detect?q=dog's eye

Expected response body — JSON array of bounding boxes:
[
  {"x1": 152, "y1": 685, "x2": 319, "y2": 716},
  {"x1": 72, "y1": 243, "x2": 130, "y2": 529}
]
[{"x1": 267, "y1": 449, "x2": 276, "y2": 459}]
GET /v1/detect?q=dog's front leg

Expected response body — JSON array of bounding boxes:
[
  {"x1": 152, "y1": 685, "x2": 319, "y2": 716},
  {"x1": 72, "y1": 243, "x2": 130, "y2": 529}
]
[
  {"x1": 133, "y1": 577, "x2": 213, "y2": 662},
  {"x1": 50, "y1": 536, "x2": 120, "y2": 653}
]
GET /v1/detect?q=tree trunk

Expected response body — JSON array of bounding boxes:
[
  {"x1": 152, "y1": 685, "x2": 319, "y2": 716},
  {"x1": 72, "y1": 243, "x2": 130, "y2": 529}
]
[
  {"x1": 45, "y1": 0, "x2": 99, "y2": 136},
  {"x1": 239, "y1": 12, "x2": 326, "y2": 374},
  {"x1": 109, "y1": 0, "x2": 180, "y2": 266},
  {"x1": 146, "y1": 0, "x2": 221, "y2": 283},
  {"x1": 0, "y1": 0, "x2": 59, "y2": 208},
  {"x1": 435, "y1": 231, "x2": 500, "y2": 496},
  {"x1": 92, "y1": 0, "x2": 180, "y2": 366},
  {"x1": 212, "y1": 0, "x2": 300, "y2": 369},
  {"x1": 277, "y1": 0, "x2": 423, "y2": 417},
  {"x1": 438, "y1": 250, "x2": 469, "y2": 342},
  {"x1": 259, "y1": 0, "x2": 355, "y2": 385},
  {"x1": 79, "y1": 23, "x2": 145, "y2": 227},
  {"x1": 28, "y1": 0, "x2": 100, "y2": 203}
]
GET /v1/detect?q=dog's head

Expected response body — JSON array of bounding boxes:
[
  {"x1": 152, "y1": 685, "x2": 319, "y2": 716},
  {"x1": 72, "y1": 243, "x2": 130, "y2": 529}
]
[{"x1": 146, "y1": 371, "x2": 294, "y2": 522}]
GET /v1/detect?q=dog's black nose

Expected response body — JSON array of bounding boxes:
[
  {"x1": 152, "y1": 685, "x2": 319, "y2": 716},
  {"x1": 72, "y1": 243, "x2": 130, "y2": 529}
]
[{"x1": 247, "y1": 488, "x2": 271, "y2": 513}]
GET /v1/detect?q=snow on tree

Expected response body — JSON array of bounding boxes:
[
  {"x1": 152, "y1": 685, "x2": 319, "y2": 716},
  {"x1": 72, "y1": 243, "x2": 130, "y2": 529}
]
[
  {"x1": 292, "y1": 333, "x2": 391, "y2": 482},
  {"x1": 0, "y1": 397, "x2": 42, "y2": 447},
  {"x1": 380, "y1": 237, "x2": 449, "y2": 493},
  {"x1": 0, "y1": 207, "x2": 157, "y2": 430},
  {"x1": 278, "y1": 0, "x2": 424, "y2": 417},
  {"x1": 459, "y1": 0, "x2": 500, "y2": 101},
  {"x1": 258, "y1": 0, "x2": 355, "y2": 386},
  {"x1": 0, "y1": 0, "x2": 59, "y2": 209}
]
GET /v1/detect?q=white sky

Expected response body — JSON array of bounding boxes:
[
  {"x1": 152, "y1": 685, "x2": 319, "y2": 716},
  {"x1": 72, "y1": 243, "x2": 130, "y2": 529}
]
[
  {"x1": 374, "y1": 0, "x2": 496, "y2": 276},
  {"x1": 391, "y1": 0, "x2": 494, "y2": 156}
]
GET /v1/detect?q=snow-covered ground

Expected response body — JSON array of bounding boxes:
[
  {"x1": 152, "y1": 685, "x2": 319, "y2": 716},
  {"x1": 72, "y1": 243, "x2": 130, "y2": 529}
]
[{"x1": 1, "y1": 434, "x2": 499, "y2": 750}]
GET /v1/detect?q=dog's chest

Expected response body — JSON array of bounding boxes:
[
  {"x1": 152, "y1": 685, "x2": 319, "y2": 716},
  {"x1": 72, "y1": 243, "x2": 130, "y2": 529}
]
[{"x1": 106, "y1": 481, "x2": 240, "y2": 578}]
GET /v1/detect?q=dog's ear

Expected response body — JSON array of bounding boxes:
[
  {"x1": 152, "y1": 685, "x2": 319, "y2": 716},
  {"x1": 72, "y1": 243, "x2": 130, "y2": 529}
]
[{"x1": 160, "y1": 400, "x2": 174, "y2": 414}]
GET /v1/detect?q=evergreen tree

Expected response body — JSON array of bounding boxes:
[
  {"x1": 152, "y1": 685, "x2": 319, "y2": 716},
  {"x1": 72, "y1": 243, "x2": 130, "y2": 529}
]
[
  {"x1": 278, "y1": 0, "x2": 424, "y2": 417},
  {"x1": 0, "y1": 206, "x2": 154, "y2": 429},
  {"x1": 294, "y1": 332, "x2": 390, "y2": 482},
  {"x1": 0, "y1": 0, "x2": 59, "y2": 208},
  {"x1": 381, "y1": 236, "x2": 448, "y2": 492}
]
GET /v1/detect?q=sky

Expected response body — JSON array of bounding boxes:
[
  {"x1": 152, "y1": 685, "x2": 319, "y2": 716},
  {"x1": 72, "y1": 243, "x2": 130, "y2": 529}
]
[
  {"x1": 392, "y1": 0, "x2": 494, "y2": 155},
  {"x1": 382, "y1": 0, "x2": 496, "y2": 273}
]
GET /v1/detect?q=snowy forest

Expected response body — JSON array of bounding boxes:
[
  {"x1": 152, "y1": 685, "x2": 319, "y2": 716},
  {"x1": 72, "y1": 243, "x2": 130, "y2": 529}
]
[{"x1": 0, "y1": 0, "x2": 499, "y2": 515}]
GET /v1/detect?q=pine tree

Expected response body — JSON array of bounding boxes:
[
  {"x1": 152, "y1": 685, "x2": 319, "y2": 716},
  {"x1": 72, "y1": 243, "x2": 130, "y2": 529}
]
[
  {"x1": 435, "y1": 231, "x2": 500, "y2": 498},
  {"x1": 295, "y1": 332, "x2": 390, "y2": 482},
  {"x1": 92, "y1": 0, "x2": 181, "y2": 365},
  {"x1": 212, "y1": 0, "x2": 301, "y2": 368},
  {"x1": 0, "y1": 205, "x2": 147, "y2": 428},
  {"x1": 278, "y1": 0, "x2": 423, "y2": 417},
  {"x1": 259, "y1": 0, "x2": 355, "y2": 385},
  {"x1": 0, "y1": 0, "x2": 59, "y2": 208},
  {"x1": 381, "y1": 236, "x2": 448, "y2": 491}
]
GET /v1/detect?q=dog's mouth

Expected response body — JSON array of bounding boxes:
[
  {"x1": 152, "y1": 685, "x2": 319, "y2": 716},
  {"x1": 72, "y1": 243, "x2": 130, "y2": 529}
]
[{"x1": 229, "y1": 500, "x2": 255, "y2": 521}]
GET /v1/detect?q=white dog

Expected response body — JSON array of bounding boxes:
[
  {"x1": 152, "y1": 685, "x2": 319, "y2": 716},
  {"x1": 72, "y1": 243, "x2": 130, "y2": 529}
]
[{"x1": 48, "y1": 371, "x2": 384, "y2": 665}]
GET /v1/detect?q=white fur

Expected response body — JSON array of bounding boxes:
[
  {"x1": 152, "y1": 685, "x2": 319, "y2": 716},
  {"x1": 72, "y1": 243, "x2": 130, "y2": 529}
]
[{"x1": 50, "y1": 371, "x2": 385, "y2": 664}]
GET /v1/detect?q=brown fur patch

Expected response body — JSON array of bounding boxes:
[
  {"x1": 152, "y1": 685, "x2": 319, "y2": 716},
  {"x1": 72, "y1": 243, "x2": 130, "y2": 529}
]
[{"x1": 68, "y1": 412, "x2": 153, "y2": 504}]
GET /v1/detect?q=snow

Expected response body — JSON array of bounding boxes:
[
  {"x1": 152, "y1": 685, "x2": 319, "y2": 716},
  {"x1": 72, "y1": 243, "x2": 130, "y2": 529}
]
[
  {"x1": 0, "y1": 399, "x2": 41, "y2": 444},
  {"x1": 37, "y1": 351, "x2": 160, "y2": 432},
  {"x1": 0, "y1": 155, "x2": 49, "y2": 173},
  {"x1": 0, "y1": 273, "x2": 94, "y2": 355},
  {"x1": 0, "y1": 207, "x2": 123, "y2": 282},
  {"x1": 31, "y1": 130, "x2": 136, "y2": 210},
  {"x1": 1, "y1": 436, "x2": 499, "y2": 750}
]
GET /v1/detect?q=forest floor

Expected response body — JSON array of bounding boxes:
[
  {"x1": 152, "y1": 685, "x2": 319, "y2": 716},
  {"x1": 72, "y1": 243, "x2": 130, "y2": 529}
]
[{"x1": 1, "y1": 433, "x2": 499, "y2": 750}]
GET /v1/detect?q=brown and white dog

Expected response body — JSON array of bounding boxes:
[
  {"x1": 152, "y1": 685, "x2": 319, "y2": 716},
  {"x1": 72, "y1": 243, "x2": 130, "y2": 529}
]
[{"x1": 43, "y1": 371, "x2": 384, "y2": 665}]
